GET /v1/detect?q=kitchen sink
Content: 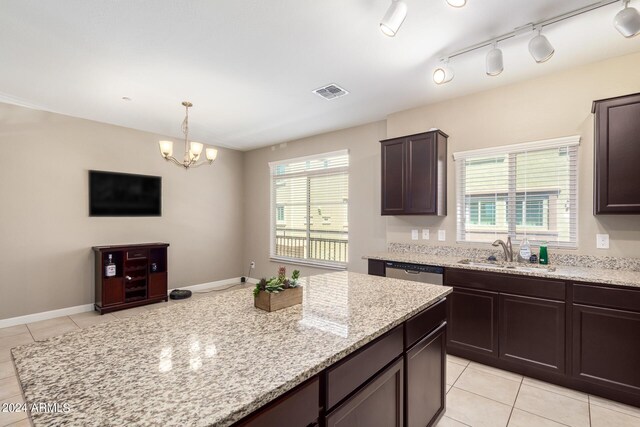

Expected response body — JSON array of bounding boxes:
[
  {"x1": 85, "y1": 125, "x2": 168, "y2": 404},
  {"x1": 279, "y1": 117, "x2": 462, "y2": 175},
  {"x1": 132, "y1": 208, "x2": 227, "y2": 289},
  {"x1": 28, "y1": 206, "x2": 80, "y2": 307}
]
[{"x1": 457, "y1": 259, "x2": 556, "y2": 272}]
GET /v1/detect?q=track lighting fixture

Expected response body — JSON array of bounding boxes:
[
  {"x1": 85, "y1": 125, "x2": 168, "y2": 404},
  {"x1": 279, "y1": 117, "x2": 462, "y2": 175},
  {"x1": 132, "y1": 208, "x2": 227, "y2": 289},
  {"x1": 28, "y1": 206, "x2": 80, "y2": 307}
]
[
  {"x1": 446, "y1": 0, "x2": 467, "y2": 7},
  {"x1": 528, "y1": 28, "x2": 555, "y2": 63},
  {"x1": 614, "y1": 0, "x2": 640, "y2": 38},
  {"x1": 485, "y1": 43, "x2": 504, "y2": 76},
  {"x1": 433, "y1": 60, "x2": 454, "y2": 85},
  {"x1": 380, "y1": 0, "x2": 408, "y2": 37}
]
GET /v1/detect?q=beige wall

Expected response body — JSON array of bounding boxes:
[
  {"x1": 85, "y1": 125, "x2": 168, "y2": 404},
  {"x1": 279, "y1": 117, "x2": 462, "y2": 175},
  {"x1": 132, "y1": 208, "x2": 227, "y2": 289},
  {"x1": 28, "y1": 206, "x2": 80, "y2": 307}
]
[
  {"x1": 385, "y1": 51, "x2": 640, "y2": 257},
  {"x1": 0, "y1": 103, "x2": 245, "y2": 319},
  {"x1": 242, "y1": 121, "x2": 387, "y2": 280}
]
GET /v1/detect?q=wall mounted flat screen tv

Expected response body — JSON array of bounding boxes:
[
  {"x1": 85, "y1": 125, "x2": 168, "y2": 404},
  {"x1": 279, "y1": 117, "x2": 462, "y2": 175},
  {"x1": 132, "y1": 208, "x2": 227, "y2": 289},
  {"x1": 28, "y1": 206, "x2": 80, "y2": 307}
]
[{"x1": 89, "y1": 170, "x2": 162, "y2": 216}]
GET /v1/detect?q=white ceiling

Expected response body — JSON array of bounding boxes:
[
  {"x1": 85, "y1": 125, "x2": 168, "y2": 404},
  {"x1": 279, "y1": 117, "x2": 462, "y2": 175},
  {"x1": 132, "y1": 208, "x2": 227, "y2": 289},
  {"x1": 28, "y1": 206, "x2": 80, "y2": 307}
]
[{"x1": 1, "y1": 0, "x2": 639, "y2": 150}]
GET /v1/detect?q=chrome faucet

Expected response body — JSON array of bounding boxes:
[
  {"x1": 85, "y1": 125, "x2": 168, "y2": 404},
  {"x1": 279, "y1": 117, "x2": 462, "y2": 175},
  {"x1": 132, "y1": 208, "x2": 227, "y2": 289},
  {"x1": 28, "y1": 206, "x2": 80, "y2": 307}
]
[{"x1": 492, "y1": 237, "x2": 514, "y2": 262}]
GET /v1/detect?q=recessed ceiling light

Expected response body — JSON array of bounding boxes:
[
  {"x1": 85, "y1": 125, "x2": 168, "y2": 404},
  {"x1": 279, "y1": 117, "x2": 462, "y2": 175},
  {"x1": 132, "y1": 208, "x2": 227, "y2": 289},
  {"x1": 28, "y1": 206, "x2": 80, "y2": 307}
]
[{"x1": 122, "y1": 97, "x2": 132, "y2": 101}]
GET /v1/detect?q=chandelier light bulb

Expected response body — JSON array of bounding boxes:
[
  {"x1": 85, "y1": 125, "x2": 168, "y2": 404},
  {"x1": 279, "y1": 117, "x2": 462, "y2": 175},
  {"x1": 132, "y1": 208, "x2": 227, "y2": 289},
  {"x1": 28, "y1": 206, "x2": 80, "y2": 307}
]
[
  {"x1": 380, "y1": 0, "x2": 408, "y2": 37},
  {"x1": 158, "y1": 102, "x2": 217, "y2": 169}
]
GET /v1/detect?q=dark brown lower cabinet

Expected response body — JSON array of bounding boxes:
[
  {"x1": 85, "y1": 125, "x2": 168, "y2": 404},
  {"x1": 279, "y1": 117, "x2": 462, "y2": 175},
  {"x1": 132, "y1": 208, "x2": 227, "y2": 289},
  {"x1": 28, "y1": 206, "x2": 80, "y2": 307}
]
[
  {"x1": 572, "y1": 304, "x2": 640, "y2": 395},
  {"x1": 447, "y1": 287, "x2": 498, "y2": 358},
  {"x1": 238, "y1": 377, "x2": 320, "y2": 427},
  {"x1": 499, "y1": 294, "x2": 565, "y2": 373},
  {"x1": 326, "y1": 358, "x2": 404, "y2": 427},
  {"x1": 406, "y1": 323, "x2": 446, "y2": 427}
]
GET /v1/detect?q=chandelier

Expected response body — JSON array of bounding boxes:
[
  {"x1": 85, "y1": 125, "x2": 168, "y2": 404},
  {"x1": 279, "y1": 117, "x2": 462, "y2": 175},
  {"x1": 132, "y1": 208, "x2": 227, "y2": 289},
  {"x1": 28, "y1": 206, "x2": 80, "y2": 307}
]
[{"x1": 158, "y1": 101, "x2": 218, "y2": 169}]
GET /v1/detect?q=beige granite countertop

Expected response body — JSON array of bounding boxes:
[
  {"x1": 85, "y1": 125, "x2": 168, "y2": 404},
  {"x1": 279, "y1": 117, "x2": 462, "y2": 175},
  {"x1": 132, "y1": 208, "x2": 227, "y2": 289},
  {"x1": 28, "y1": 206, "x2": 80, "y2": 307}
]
[
  {"x1": 364, "y1": 252, "x2": 640, "y2": 289},
  {"x1": 12, "y1": 271, "x2": 451, "y2": 427}
]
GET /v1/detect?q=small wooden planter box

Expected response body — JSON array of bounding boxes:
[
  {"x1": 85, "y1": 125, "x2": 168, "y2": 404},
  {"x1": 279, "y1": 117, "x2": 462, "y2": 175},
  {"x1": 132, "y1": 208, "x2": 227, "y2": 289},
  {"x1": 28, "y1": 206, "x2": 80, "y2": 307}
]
[{"x1": 254, "y1": 287, "x2": 303, "y2": 312}]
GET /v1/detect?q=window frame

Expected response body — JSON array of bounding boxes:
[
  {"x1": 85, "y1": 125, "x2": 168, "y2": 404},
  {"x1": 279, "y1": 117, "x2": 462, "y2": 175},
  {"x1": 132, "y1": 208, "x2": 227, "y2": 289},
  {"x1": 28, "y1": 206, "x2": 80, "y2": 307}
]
[
  {"x1": 268, "y1": 150, "x2": 349, "y2": 270},
  {"x1": 454, "y1": 136, "x2": 580, "y2": 249}
]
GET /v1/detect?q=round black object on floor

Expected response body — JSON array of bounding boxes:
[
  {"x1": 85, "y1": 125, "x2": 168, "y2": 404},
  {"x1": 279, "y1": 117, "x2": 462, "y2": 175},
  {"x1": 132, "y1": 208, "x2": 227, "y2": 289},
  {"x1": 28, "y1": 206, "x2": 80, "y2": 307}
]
[{"x1": 169, "y1": 289, "x2": 192, "y2": 300}]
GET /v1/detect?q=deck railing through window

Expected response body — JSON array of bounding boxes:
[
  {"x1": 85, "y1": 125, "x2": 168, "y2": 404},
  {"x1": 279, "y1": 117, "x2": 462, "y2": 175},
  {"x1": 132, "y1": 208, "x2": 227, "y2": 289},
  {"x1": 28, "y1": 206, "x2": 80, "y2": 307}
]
[{"x1": 275, "y1": 229, "x2": 348, "y2": 263}]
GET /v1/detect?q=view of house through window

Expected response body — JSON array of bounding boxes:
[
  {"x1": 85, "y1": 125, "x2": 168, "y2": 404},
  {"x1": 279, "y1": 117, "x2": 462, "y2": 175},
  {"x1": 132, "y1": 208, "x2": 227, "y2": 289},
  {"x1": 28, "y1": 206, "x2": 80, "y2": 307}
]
[
  {"x1": 455, "y1": 138, "x2": 579, "y2": 247},
  {"x1": 270, "y1": 150, "x2": 349, "y2": 266}
]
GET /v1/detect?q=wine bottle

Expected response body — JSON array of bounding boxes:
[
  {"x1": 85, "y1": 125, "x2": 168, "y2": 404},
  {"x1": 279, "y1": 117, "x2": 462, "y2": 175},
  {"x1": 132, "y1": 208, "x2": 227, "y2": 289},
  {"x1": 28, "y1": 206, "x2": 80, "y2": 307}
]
[{"x1": 105, "y1": 254, "x2": 116, "y2": 277}]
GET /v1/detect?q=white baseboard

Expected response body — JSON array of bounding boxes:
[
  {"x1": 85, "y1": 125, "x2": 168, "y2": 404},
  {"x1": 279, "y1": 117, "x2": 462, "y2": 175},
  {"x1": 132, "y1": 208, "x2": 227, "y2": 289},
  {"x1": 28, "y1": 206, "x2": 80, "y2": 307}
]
[
  {"x1": 0, "y1": 277, "x2": 259, "y2": 329},
  {"x1": 0, "y1": 304, "x2": 95, "y2": 329}
]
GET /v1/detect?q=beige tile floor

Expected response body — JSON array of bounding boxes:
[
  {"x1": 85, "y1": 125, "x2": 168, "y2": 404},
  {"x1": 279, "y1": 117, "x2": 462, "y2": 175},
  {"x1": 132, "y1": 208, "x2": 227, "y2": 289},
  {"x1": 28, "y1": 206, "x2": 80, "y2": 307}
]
[
  {"x1": 438, "y1": 355, "x2": 640, "y2": 427},
  {"x1": 1, "y1": 285, "x2": 639, "y2": 427}
]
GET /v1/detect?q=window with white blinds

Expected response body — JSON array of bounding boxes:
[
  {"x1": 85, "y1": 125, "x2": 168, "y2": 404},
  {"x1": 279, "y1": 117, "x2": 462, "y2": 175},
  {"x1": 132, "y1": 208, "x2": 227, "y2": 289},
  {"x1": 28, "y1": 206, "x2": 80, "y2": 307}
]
[
  {"x1": 269, "y1": 150, "x2": 349, "y2": 268},
  {"x1": 454, "y1": 136, "x2": 580, "y2": 248}
]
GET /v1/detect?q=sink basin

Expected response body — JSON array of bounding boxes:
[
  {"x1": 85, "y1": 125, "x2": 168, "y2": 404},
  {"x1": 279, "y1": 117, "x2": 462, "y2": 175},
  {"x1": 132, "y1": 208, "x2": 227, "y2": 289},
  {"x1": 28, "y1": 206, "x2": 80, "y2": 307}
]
[{"x1": 457, "y1": 259, "x2": 556, "y2": 273}]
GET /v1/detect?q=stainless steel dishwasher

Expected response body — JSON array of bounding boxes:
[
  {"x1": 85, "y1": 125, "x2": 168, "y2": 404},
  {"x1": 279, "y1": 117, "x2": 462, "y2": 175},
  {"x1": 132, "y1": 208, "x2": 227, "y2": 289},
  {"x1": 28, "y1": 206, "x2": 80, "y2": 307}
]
[{"x1": 384, "y1": 261, "x2": 444, "y2": 285}]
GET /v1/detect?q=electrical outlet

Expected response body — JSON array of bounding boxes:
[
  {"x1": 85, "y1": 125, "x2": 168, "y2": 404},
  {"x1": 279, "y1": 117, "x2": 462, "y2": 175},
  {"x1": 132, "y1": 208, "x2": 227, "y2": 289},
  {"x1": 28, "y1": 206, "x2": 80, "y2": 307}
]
[
  {"x1": 422, "y1": 229, "x2": 430, "y2": 240},
  {"x1": 438, "y1": 230, "x2": 446, "y2": 241},
  {"x1": 411, "y1": 229, "x2": 419, "y2": 240},
  {"x1": 596, "y1": 234, "x2": 609, "y2": 249}
]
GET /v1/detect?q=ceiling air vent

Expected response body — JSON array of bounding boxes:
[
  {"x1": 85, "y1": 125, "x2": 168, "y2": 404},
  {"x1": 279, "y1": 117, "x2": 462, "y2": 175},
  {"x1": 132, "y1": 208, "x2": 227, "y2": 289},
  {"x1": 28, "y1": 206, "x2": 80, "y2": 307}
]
[{"x1": 313, "y1": 83, "x2": 349, "y2": 100}]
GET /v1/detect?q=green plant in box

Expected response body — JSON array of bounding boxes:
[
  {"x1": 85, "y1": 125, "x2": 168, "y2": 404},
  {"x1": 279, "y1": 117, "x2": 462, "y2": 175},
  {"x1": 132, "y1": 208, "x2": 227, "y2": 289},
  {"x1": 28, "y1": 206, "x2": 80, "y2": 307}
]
[{"x1": 253, "y1": 266, "x2": 301, "y2": 297}]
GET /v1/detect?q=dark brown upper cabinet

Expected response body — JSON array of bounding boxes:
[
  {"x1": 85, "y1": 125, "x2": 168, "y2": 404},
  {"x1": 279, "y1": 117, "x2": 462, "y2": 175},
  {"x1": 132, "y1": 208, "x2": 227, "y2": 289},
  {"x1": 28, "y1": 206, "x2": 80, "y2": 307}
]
[
  {"x1": 380, "y1": 130, "x2": 448, "y2": 216},
  {"x1": 592, "y1": 92, "x2": 640, "y2": 214}
]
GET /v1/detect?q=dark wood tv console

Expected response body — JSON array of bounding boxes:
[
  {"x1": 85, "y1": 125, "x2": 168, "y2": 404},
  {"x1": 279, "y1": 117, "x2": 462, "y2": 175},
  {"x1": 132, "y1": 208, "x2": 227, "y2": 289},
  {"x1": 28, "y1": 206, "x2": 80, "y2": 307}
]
[{"x1": 93, "y1": 243, "x2": 169, "y2": 314}]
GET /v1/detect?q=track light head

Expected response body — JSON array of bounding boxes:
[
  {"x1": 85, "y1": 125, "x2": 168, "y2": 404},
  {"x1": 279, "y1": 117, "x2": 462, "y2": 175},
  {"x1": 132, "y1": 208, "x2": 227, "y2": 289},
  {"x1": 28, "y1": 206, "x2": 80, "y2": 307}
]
[
  {"x1": 486, "y1": 44, "x2": 504, "y2": 76},
  {"x1": 380, "y1": 0, "x2": 408, "y2": 37},
  {"x1": 614, "y1": 0, "x2": 640, "y2": 38},
  {"x1": 446, "y1": 0, "x2": 467, "y2": 7},
  {"x1": 433, "y1": 60, "x2": 454, "y2": 85},
  {"x1": 528, "y1": 28, "x2": 554, "y2": 63}
]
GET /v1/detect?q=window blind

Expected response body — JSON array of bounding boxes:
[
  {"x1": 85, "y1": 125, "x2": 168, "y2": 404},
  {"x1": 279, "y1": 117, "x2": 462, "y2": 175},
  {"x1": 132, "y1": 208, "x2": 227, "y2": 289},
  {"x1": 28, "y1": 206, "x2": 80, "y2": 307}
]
[
  {"x1": 454, "y1": 136, "x2": 579, "y2": 248},
  {"x1": 269, "y1": 150, "x2": 349, "y2": 268}
]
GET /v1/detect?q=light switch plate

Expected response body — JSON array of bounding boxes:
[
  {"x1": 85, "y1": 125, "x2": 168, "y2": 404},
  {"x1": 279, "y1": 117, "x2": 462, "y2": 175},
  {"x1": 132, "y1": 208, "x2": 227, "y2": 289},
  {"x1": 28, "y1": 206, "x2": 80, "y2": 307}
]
[
  {"x1": 411, "y1": 229, "x2": 419, "y2": 240},
  {"x1": 438, "y1": 230, "x2": 446, "y2": 241},
  {"x1": 422, "y1": 229, "x2": 430, "y2": 240},
  {"x1": 596, "y1": 233, "x2": 610, "y2": 249}
]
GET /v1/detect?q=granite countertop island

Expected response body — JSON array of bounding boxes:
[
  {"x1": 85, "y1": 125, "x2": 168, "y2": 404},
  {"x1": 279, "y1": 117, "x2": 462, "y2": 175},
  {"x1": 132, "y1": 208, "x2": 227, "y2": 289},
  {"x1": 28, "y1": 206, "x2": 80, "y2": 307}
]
[
  {"x1": 365, "y1": 251, "x2": 640, "y2": 289},
  {"x1": 12, "y1": 271, "x2": 451, "y2": 427}
]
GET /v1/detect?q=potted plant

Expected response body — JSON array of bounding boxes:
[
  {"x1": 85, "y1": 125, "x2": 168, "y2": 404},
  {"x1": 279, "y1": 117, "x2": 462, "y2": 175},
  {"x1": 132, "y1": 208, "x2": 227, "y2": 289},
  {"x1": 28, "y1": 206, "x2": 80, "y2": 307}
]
[{"x1": 254, "y1": 266, "x2": 302, "y2": 312}]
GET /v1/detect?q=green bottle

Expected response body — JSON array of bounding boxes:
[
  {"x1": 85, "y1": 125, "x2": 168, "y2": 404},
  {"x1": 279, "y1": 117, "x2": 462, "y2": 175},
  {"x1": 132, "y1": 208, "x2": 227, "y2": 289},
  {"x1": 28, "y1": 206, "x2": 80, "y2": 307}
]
[{"x1": 539, "y1": 244, "x2": 549, "y2": 265}]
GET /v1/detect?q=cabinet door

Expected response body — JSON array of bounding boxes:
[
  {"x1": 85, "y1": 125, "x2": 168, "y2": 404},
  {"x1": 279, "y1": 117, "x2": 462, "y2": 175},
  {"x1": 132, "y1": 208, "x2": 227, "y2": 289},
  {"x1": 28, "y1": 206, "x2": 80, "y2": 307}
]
[
  {"x1": 594, "y1": 93, "x2": 640, "y2": 214},
  {"x1": 326, "y1": 358, "x2": 403, "y2": 427},
  {"x1": 239, "y1": 377, "x2": 319, "y2": 427},
  {"x1": 447, "y1": 287, "x2": 499, "y2": 357},
  {"x1": 406, "y1": 133, "x2": 437, "y2": 214},
  {"x1": 499, "y1": 294, "x2": 565, "y2": 373},
  {"x1": 381, "y1": 139, "x2": 406, "y2": 215},
  {"x1": 406, "y1": 323, "x2": 446, "y2": 427},
  {"x1": 572, "y1": 304, "x2": 640, "y2": 394},
  {"x1": 103, "y1": 277, "x2": 124, "y2": 306},
  {"x1": 148, "y1": 272, "x2": 167, "y2": 298}
]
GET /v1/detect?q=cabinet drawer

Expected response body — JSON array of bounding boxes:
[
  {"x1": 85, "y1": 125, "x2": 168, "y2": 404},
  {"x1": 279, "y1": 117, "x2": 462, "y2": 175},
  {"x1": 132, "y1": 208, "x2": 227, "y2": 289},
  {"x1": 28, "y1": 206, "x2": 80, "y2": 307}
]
[
  {"x1": 326, "y1": 358, "x2": 403, "y2": 427},
  {"x1": 573, "y1": 283, "x2": 640, "y2": 312},
  {"x1": 446, "y1": 268, "x2": 565, "y2": 301},
  {"x1": 126, "y1": 249, "x2": 148, "y2": 260},
  {"x1": 405, "y1": 299, "x2": 446, "y2": 350},
  {"x1": 239, "y1": 376, "x2": 319, "y2": 427},
  {"x1": 325, "y1": 325, "x2": 403, "y2": 410}
]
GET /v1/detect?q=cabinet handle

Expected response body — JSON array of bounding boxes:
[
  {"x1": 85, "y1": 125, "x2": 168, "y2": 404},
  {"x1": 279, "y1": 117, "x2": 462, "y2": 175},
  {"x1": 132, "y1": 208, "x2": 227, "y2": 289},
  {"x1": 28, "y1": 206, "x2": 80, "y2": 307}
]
[{"x1": 125, "y1": 276, "x2": 132, "y2": 281}]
